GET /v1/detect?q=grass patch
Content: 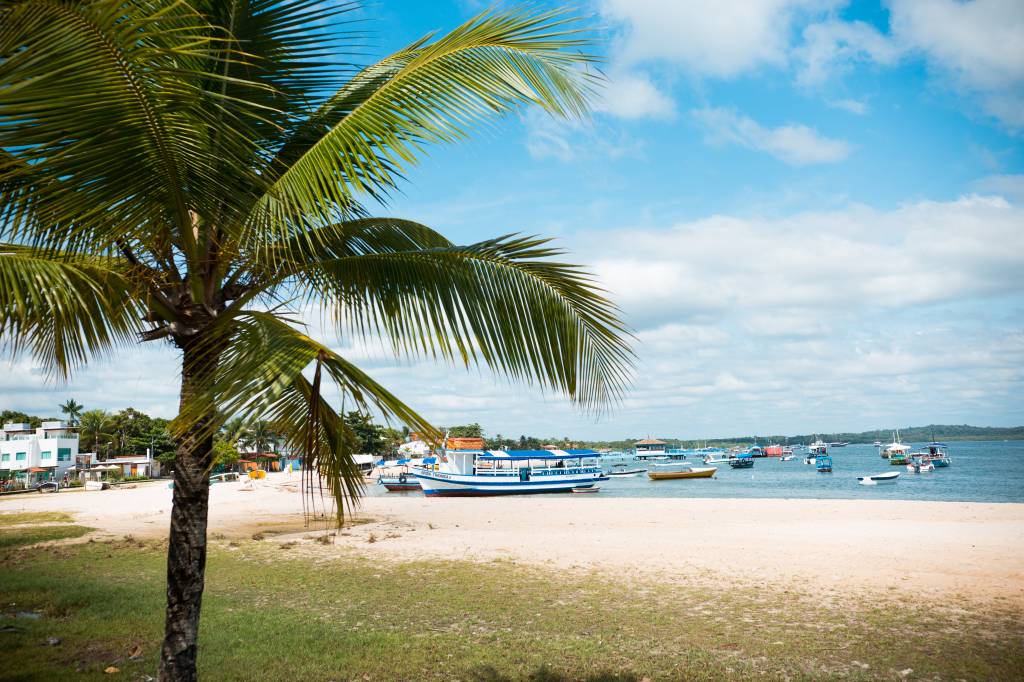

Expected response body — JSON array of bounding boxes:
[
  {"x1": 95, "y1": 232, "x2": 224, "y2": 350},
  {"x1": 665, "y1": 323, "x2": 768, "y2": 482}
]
[
  {"x1": 0, "y1": 537, "x2": 1021, "y2": 680},
  {"x1": 0, "y1": 524, "x2": 92, "y2": 549},
  {"x1": 0, "y1": 511, "x2": 75, "y2": 526}
]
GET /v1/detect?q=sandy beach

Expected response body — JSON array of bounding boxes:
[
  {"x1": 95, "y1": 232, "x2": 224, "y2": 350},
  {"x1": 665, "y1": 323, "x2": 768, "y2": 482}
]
[{"x1": 3, "y1": 473, "x2": 1023, "y2": 607}]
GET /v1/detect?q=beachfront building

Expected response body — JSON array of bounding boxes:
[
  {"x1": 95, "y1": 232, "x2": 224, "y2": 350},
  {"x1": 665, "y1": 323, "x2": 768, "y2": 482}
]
[
  {"x1": 105, "y1": 453, "x2": 161, "y2": 478},
  {"x1": 0, "y1": 421, "x2": 81, "y2": 487},
  {"x1": 633, "y1": 437, "x2": 668, "y2": 459}
]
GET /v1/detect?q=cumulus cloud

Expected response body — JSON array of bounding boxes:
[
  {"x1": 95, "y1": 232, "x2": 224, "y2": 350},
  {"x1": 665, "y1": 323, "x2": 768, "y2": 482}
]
[
  {"x1": 887, "y1": 0, "x2": 1024, "y2": 129},
  {"x1": 594, "y1": 71, "x2": 676, "y2": 120},
  {"x1": 599, "y1": 0, "x2": 831, "y2": 78},
  {"x1": 692, "y1": 107, "x2": 852, "y2": 165},
  {"x1": 795, "y1": 19, "x2": 902, "y2": 86}
]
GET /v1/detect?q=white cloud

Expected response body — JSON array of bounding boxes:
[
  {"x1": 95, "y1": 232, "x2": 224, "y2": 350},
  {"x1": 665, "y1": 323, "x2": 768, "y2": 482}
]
[
  {"x1": 972, "y1": 174, "x2": 1024, "y2": 202},
  {"x1": 887, "y1": 0, "x2": 1024, "y2": 129},
  {"x1": 795, "y1": 19, "x2": 902, "y2": 86},
  {"x1": 599, "y1": 0, "x2": 834, "y2": 78},
  {"x1": 523, "y1": 109, "x2": 646, "y2": 163},
  {"x1": 692, "y1": 107, "x2": 852, "y2": 165},
  {"x1": 828, "y1": 98, "x2": 869, "y2": 115},
  {"x1": 594, "y1": 71, "x2": 676, "y2": 120}
]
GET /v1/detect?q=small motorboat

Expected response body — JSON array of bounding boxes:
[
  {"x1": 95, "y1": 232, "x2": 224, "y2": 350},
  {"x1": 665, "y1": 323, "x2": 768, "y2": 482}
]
[
  {"x1": 571, "y1": 486, "x2": 600, "y2": 493},
  {"x1": 378, "y1": 470, "x2": 422, "y2": 492},
  {"x1": 703, "y1": 455, "x2": 731, "y2": 464},
  {"x1": 815, "y1": 455, "x2": 833, "y2": 473},
  {"x1": 857, "y1": 472, "x2": 900, "y2": 484},
  {"x1": 647, "y1": 462, "x2": 717, "y2": 479},
  {"x1": 606, "y1": 468, "x2": 646, "y2": 477},
  {"x1": 906, "y1": 457, "x2": 934, "y2": 474},
  {"x1": 728, "y1": 456, "x2": 754, "y2": 469},
  {"x1": 780, "y1": 454, "x2": 795, "y2": 462}
]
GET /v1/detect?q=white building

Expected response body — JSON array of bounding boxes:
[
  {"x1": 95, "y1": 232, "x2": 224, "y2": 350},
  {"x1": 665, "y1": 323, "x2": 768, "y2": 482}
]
[{"x1": 1, "y1": 421, "x2": 82, "y2": 485}]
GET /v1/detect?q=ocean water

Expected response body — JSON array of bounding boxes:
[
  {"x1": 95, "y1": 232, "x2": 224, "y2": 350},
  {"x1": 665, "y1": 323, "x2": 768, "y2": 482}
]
[{"x1": 597, "y1": 441, "x2": 1024, "y2": 503}]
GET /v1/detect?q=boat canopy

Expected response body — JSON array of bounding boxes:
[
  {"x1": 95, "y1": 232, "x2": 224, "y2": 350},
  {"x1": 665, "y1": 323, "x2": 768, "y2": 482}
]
[{"x1": 475, "y1": 449, "x2": 599, "y2": 460}]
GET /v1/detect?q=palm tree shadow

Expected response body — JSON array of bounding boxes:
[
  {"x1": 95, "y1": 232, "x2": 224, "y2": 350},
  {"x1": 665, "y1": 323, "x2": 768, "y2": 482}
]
[{"x1": 469, "y1": 664, "x2": 640, "y2": 682}]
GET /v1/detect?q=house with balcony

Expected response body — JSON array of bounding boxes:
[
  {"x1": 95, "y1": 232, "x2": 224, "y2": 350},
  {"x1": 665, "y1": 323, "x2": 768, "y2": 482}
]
[{"x1": 0, "y1": 421, "x2": 85, "y2": 487}]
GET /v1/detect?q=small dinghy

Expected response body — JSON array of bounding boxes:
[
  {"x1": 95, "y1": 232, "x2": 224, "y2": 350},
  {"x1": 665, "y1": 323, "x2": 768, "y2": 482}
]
[
  {"x1": 857, "y1": 471, "x2": 899, "y2": 485},
  {"x1": 571, "y1": 486, "x2": 600, "y2": 493},
  {"x1": 607, "y1": 468, "x2": 646, "y2": 477}
]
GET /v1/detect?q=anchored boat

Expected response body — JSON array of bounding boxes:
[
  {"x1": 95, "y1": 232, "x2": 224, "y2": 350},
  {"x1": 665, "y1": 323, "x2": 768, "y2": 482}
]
[
  {"x1": 647, "y1": 462, "x2": 717, "y2": 480},
  {"x1": 413, "y1": 449, "x2": 606, "y2": 496},
  {"x1": 729, "y1": 454, "x2": 754, "y2": 469},
  {"x1": 815, "y1": 454, "x2": 833, "y2": 473},
  {"x1": 914, "y1": 442, "x2": 952, "y2": 467},
  {"x1": 858, "y1": 471, "x2": 899, "y2": 485}
]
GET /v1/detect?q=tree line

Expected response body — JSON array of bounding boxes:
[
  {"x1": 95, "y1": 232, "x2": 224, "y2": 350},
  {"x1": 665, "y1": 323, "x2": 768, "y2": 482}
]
[{"x1": 2, "y1": 403, "x2": 415, "y2": 464}]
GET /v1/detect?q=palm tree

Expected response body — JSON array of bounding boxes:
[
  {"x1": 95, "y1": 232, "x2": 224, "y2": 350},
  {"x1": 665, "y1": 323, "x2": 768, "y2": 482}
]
[
  {"x1": 78, "y1": 409, "x2": 113, "y2": 454},
  {"x1": 239, "y1": 419, "x2": 278, "y2": 454},
  {"x1": 0, "y1": 2, "x2": 631, "y2": 680},
  {"x1": 59, "y1": 399, "x2": 83, "y2": 426}
]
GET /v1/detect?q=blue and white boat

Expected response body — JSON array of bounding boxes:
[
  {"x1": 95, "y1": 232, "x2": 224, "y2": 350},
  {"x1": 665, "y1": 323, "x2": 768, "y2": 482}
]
[
  {"x1": 413, "y1": 449, "x2": 606, "y2": 496},
  {"x1": 915, "y1": 442, "x2": 952, "y2": 467}
]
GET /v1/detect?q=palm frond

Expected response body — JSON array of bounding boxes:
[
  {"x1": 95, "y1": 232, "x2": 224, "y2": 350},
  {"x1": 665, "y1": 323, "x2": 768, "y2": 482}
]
[
  {"x1": 0, "y1": 245, "x2": 147, "y2": 377},
  {"x1": 172, "y1": 311, "x2": 439, "y2": 521},
  {"x1": 291, "y1": 235, "x2": 633, "y2": 412},
  {"x1": 249, "y1": 6, "x2": 601, "y2": 229},
  {"x1": 0, "y1": 0, "x2": 265, "y2": 254}
]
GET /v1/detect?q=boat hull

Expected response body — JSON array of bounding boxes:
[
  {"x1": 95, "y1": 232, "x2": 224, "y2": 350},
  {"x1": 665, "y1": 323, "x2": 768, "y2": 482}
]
[
  {"x1": 859, "y1": 472, "x2": 899, "y2": 483},
  {"x1": 647, "y1": 466, "x2": 717, "y2": 480},
  {"x1": 413, "y1": 469, "x2": 606, "y2": 496}
]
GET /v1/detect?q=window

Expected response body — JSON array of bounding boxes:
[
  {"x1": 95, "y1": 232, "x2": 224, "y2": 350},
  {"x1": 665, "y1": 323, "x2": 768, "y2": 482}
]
[
  {"x1": 1, "y1": 453, "x2": 8, "y2": 462},
  {"x1": 16, "y1": 452, "x2": 26, "y2": 461},
  {"x1": 57, "y1": 448, "x2": 71, "y2": 462},
  {"x1": 40, "y1": 451, "x2": 52, "y2": 460}
]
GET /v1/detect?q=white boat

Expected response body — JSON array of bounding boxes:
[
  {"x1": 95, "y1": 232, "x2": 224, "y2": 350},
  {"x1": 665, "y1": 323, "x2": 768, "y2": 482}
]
[
  {"x1": 808, "y1": 438, "x2": 828, "y2": 455},
  {"x1": 880, "y1": 431, "x2": 911, "y2": 461},
  {"x1": 413, "y1": 449, "x2": 605, "y2": 496},
  {"x1": 779, "y1": 454, "x2": 795, "y2": 462},
  {"x1": 857, "y1": 472, "x2": 900, "y2": 484}
]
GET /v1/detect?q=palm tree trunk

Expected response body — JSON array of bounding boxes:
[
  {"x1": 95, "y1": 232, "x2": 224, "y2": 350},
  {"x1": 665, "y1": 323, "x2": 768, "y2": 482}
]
[{"x1": 159, "y1": 342, "x2": 216, "y2": 682}]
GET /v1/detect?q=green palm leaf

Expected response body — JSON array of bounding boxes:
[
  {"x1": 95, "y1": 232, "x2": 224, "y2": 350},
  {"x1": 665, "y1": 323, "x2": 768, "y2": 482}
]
[
  {"x1": 0, "y1": 246, "x2": 146, "y2": 376},
  {"x1": 250, "y1": 7, "x2": 601, "y2": 229}
]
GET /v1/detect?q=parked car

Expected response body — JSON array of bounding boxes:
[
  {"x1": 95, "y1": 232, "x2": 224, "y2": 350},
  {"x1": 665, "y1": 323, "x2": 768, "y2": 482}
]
[{"x1": 35, "y1": 481, "x2": 59, "y2": 493}]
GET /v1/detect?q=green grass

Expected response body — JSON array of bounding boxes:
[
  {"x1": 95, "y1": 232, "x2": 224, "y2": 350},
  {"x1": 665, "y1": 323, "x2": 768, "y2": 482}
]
[
  {"x1": 0, "y1": 524, "x2": 92, "y2": 549},
  {"x1": 0, "y1": 511, "x2": 76, "y2": 526},
  {"x1": 0, "y1": 533, "x2": 1021, "y2": 681}
]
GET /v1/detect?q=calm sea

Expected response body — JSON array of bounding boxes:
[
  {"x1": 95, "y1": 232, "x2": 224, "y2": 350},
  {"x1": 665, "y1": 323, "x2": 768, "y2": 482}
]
[{"x1": 597, "y1": 441, "x2": 1024, "y2": 503}]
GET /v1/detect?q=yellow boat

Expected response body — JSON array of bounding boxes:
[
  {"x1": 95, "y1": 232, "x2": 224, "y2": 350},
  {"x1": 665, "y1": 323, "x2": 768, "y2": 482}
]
[{"x1": 647, "y1": 463, "x2": 717, "y2": 480}]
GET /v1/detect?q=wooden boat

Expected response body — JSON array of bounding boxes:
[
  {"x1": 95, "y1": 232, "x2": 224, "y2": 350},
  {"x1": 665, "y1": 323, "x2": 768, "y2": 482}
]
[
  {"x1": 815, "y1": 455, "x2": 833, "y2": 473},
  {"x1": 379, "y1": 473, "x2": 422, "y2": 491},
  {"x1": 647, "y1": 463, "x2": 717, "y2": 480},
  {"x1": 857, "y1": 471, "x2": 899, "y2": 484},
  {"x1": 728, "y1": 456, "x2": 754, "y2": 469},
  {"x1": 571, "y1": 486, "x2": 600, "y2": 493}
]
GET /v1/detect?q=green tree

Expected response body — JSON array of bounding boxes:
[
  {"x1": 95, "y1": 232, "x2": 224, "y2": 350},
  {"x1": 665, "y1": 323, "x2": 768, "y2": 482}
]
[
  {"x1": 78, "y1": 409, "x2": 113, "y2": 453},
  {"x1": 343, "y1": 412, "x2": 384, "y2": 455},
  {"x1": 0, "y1": 410, "x2": 31, "y2": 426},
  {"x1": 447, "y1": 423, "x2": 484, "y2": 438},
  {"x1": 59, "y1": 398, "x2": 83, "y2": 426},
  {"x1": 239, "y1": 419, "x2": 278, "y2": 454},
  {"x1": 0, "y1": 3, "x2": 630, "y2": 680},
  {"x1": 211, "y1": 439, "x2": 240, "y2": 468}
]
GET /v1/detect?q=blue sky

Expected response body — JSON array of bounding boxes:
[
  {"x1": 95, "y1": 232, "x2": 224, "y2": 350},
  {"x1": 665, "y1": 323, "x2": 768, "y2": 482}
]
[{"x1": 3, "y1": 0, "x2": 1023, "y2": 439}]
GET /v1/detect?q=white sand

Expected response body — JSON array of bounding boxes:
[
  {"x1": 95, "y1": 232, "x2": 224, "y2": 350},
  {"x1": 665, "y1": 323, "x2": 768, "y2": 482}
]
[{"x1": 4, "y1": 472, "x2": 1022, "y2": 605}]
